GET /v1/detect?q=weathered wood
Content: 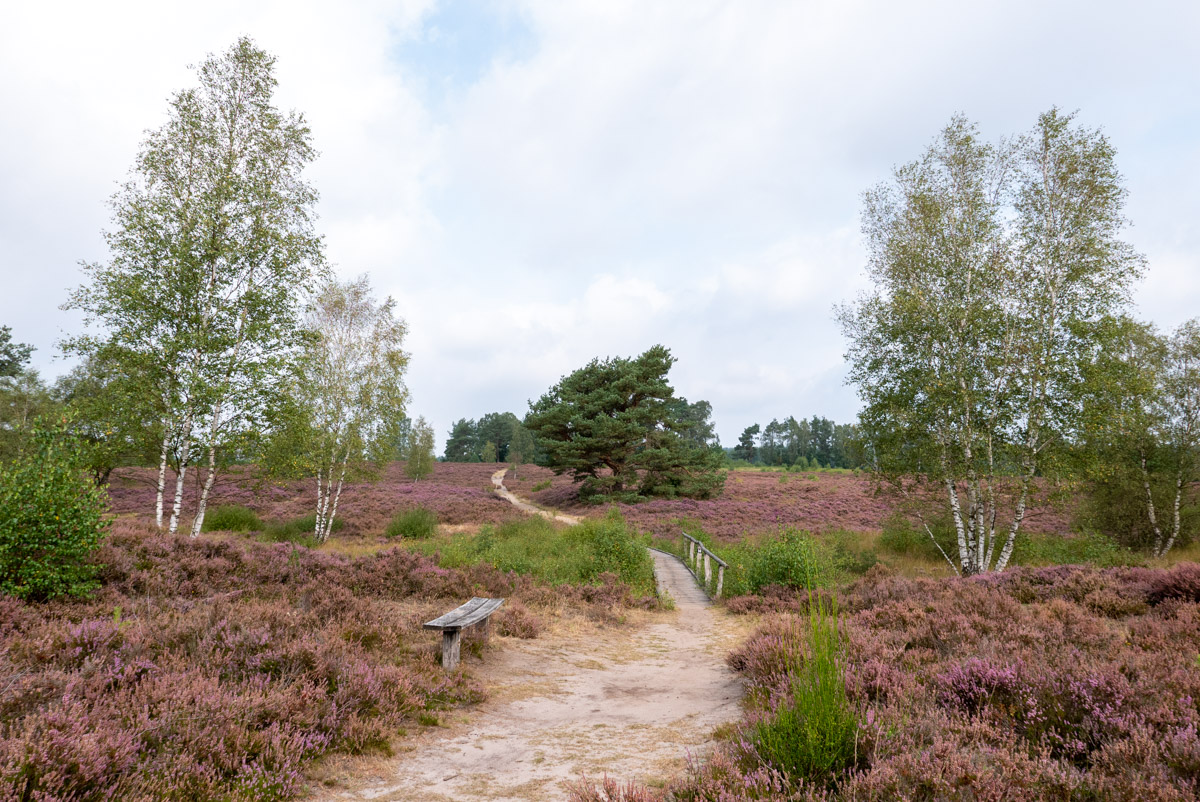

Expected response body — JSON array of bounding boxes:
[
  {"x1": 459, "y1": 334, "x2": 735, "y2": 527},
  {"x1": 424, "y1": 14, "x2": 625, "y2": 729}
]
[
  {"x1": 423, "y1": 597, "x2": 505, "y2": 631},
  {"x1": 424, "y1": 597, "x2": 505, "y2": 671},
  {"x1": 441, "y1": 629, "x2": 463, "y2": 670},
  {"x1": 681, "y1": 532, "x2": 729, "y2": 599}
]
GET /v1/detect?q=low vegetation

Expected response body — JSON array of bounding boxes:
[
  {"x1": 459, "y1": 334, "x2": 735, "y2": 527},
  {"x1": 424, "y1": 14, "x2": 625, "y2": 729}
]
[
  {"x1": 408, "y1": 512, "x2": 658, "y2": 601},
  {"x1": 576, "y1": 562, "x2": 1200, "y2": 800},
  {"x1": 385, "y1": 507, "x2": 438, "y2": 539}
]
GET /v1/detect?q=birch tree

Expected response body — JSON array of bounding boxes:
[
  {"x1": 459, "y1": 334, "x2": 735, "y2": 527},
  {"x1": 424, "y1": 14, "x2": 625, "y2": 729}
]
[
  {"x1": 840, "y1": 110, "x2": 1143, "y2": 575},
  {"x1": 65, "y1": 38, "x2": 324, "y2": 535},
  {"x1": 405, "y1": 417, "x2": 436, "y2": 481},
  {"x1": 1088, "y1": 318, "x2": 1200, "y2": 556},
  {"x1": 287, "y1": 277, "x2": 409, "y2": 542}
]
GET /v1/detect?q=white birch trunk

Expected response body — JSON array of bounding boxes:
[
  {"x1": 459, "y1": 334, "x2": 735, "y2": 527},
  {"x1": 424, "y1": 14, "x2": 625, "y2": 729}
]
[
  {"x1": 1140, "y1": 450, "x2": 1165, "y2": 555},
  {"x1": 168, "y1": 427, "x2": 192, "y2": 536},
  {"x1": 189, "y1": 401, "x2": 225, "y2": 538},
  {"x1": 323, "y1": 449, "x2": 351, "y2": 542},
  {"x1": 1158, "y1": 470, "x2": 1184, "y2": 558},
  {"x1": 994, "y1": 465, "x2": 1035, "y2": 571},
  {"x1": 155, "y1": 428, "x2": 171, "y2": 530}
]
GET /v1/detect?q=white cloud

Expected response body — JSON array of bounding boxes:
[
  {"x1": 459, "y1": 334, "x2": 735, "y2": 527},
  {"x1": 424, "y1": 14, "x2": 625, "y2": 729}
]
[{"x1": 2, "y1": 0, "x2": 1199, "y2": 450}]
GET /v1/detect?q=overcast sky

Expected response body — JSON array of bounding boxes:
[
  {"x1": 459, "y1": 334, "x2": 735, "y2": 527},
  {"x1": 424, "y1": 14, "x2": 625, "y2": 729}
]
[{"x1": 2, "y1": 0, "x2": 1197, "y2": 449}]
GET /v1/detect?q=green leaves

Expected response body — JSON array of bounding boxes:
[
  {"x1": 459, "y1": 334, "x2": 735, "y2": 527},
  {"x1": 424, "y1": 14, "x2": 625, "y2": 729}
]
[
  {"x1": 524, "y1": 345, "x2": 724, "y2": 501},
  {"x1": 0, "y1": 416, "x2": 109, "y2": 600},
  {"x1": 841, "y1": 110, "x2": 1143, "y2": 573}
]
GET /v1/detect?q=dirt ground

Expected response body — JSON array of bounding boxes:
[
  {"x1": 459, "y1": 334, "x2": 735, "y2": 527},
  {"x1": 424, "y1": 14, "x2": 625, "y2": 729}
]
[{"x1": 308, "y1": 485, "x2": 750, "y2": 802}]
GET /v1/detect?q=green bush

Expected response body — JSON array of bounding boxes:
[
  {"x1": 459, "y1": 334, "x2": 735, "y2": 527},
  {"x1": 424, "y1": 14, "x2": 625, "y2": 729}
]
[
  {"x1": 385, "y1": 507, "x2": 438, "y2": 539},
  {"x1": 263, "y1": 514, "x2": 343, "y2": 545},
  {"x1": 568, "y1": 511, "x2": 657, "y2": 593},
  {"x1": 752, "y1": 594, "x2": 859, "y2": 787},
  {"x1": 531, "y1": 479, "x2": 552, "y2": 492},
  {"x1": 748, "y1": 529, "x2": 824, "y2": 592},
  {"x1": 0, "y1": 417, "x2": 108, "y2": 600},
  {"x1": 877, "y1": 511, "x2": 956, "y2": 561},
  {"x1": 201, "y1": 504, "x2": 263, "y2": 533},
  {"x1": 410, "y1": 511, "x2": 657, "y2": 597},
  {"x1": 1012, "y1": 530, "x2": 1142, "y2": 568}
]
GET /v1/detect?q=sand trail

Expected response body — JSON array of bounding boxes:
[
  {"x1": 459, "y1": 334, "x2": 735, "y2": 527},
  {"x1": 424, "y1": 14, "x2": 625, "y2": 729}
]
[{"x1": 310, "y1": 475, "x2": 746, "y2": 802}]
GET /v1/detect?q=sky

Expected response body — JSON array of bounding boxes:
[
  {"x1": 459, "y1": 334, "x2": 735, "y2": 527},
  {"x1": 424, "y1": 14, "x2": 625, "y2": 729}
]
[{"x1": 1, "y1": 0, "x2": 1198, "y2": 450}]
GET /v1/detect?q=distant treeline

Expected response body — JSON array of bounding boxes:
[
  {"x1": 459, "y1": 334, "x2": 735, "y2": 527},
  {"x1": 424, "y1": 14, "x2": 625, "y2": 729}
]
[
  {"x1": 730, "y1": 416, "x2": 865, "y2": 469},
  {"x1": 442, "y1": 412, "x2": 538, "y2": 463}
]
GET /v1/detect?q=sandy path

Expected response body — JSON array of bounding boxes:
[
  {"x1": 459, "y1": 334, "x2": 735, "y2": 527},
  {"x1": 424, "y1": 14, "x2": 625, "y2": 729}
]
[
  {"x1": 490, "y1": 468, "x2": 580, "y2": 525},
  {"x1": 311, "y1": 478, "x2": 746, "y2": 802}
]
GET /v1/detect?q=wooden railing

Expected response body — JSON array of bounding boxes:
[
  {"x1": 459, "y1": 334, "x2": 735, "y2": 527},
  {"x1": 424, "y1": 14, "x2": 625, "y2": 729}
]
[{"x1": 681, "y1": 532, "x2": 728, "y2": 598}]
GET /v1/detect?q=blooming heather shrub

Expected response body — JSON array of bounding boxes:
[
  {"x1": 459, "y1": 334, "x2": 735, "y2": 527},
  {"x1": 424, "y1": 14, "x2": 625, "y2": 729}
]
[
  {"x1": 494, "y1": 600, "x2": 541, "y2": 638},
  {"x1": 201, "y1": 503, "x2": 264, "y2": 532},
  {"x1": 0, "y1": 520, "x2": 592, "y2": 801},
  {"x1": 1144, "y1": 562, "x2": 1200, "y2": 605},
  {"x1": 569, "y1": 775, "x2": 664, "y2": 802},
  {"x1": 385, "y1": 506, "x2": 438, "y2": 539},
  {"x1": 604, "y1": 562, "x2": 1200, "y2": 801}
]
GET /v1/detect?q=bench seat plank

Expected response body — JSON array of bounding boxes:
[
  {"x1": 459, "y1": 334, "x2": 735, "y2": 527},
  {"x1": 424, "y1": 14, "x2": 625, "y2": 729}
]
[{"x1": 423, "y1": 597, "x2": 505, "y2": 631}]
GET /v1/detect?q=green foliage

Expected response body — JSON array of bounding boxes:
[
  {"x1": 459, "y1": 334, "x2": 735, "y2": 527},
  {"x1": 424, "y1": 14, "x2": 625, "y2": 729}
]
[
  {"x1": 1012, "y1": 531, "x2": 1143, "y2": 568},
  {"x1": 52, "y1": 353, "x2": 162, "y2": 485},
  {"x1": 840, "y1": 110, "x2": 1144, "y2": 574},
  {"x1": 65, "y1": 37, "x2": 327, "y2": 538},
  {"x1": 479, "y1": 440, "x2": 497, "y2": 463},
  {"x1": 385, "y1": 507, "x2": 438, "y2": 539},
  {"x1": 0, "y1": 325, "x2": 34, "y2": 378},
  {"x1": 0, "y1": 368, "x2": 57, "y2": 464},
  {"x1": 410, "y1": 512, "x2": 656, "y2": 597},
  {"x1": 877, "y1": 511, "x2": 957, "y2": 561},
  {"x1": 0, "y1": 417, "x2": 108, "y2": 600},
  {"x1": 525, "y1": 345, "x2": 724, "y2": 502},
  {"x1": 405, "y1": 416, "x2": 436, "y2": 481},
  {"x1": 531, "y1": 479, "x2": 552, "y2": 492},
  {"x1": 751, "y1": 594, "x2": 859, "y2": 787},
  {"x1": 201, "y1": 505, "x2": 264, "y2": 533},
  {"x1": 747, "y1": 529, "x2": 824, "y2": 592},
  {"x1": 262, "y1": 514, "x2": 343, "y2": 545}
]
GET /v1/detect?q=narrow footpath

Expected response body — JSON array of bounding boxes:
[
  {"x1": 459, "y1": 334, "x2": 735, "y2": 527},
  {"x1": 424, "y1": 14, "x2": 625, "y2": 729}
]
[{"x1": 313, "y1": 471, "x2": 746, "y2": 802}]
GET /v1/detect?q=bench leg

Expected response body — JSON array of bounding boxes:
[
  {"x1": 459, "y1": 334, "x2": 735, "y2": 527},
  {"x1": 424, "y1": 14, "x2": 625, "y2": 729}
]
[
  {"x1": 478, "y1": 616, "x2": 490, "y2": 644},
  {"x1": 442, "y1": 629, "x2": 462, "y2": 670}
]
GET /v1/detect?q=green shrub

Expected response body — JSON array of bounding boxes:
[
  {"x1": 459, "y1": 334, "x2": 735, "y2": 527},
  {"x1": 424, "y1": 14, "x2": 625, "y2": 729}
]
[
  {"x1": 409, "y1": 511, "x2": 657, "y2": 597},
  {"x1": 531, "y1": 479, "x2": 552, "y2": 492},
  {"x1": 0, "y1": 417, "x2": 108, "y2": 600},
  {"x1": 877, "y1": 511, "x2": 956, "y2": 561},
  {"x1": 263, "y1": 514, "x2": 343, "y2": 545},
  {"x1": 1012, "y1": 531, "x2": 1142, "y2": 568},
  {"x1": 748, "y1": 529, "x2": 824, "y2": 592},
  {"x1": 385, "y1": 507, "x2": 438, "y2": 539},
  {"x1": 568, "y1": 511, "x2": 657, "y2": 593},
  {"x1": 752, "y1": 593, "x2": 859, "y2": 787},
  {"x1": 201, "y1": 504, "x2": 263, "y2": 533}
]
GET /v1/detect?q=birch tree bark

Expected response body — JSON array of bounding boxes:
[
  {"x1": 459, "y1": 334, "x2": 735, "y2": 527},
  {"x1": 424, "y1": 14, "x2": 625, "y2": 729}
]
[{"x1": 840, "y1": 110, "x2": 1144, "y2": 573}]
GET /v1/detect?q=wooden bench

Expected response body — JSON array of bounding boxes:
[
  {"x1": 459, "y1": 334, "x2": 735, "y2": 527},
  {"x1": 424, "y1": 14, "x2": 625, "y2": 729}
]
[{"x1": 423, "y1": 597, "x2": 505, "y2": 670}]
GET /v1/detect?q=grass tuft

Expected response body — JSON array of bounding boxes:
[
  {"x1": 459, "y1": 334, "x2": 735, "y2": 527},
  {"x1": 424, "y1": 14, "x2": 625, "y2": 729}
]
[
  {"x1": 385, "y1": 507, "x2": 438, "y2": 539},
  {"x1": 751, "y1": 593, "x2": 859, "y2": 788},
  {"x1": 200, "y1": 504, "x2": 263, "y2": 533}
]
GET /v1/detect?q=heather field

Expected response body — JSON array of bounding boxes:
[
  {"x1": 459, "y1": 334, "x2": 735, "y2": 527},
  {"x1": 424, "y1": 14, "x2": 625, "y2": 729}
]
[
  {"x1": 574, "y1": 563, "x2": 1200, "y2": 801},
  {"x1": 504, "y1": 466, "x2": 1072, "y2": 542},
  {"x1": 106, "y1": 462, "x2": 525, "y2": 537},
  {"x1": 0, "y1": 511, "x2": 655, "y2": 800}
]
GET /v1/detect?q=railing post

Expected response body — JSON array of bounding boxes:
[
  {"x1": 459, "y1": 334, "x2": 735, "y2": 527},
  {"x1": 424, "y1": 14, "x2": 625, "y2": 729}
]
[
  {"x1": 703, "y1": 551, "x2": 711, "y2": 587},
  {"x1": 716, "y1": 564, "x2": 724, "y2": 598}
]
